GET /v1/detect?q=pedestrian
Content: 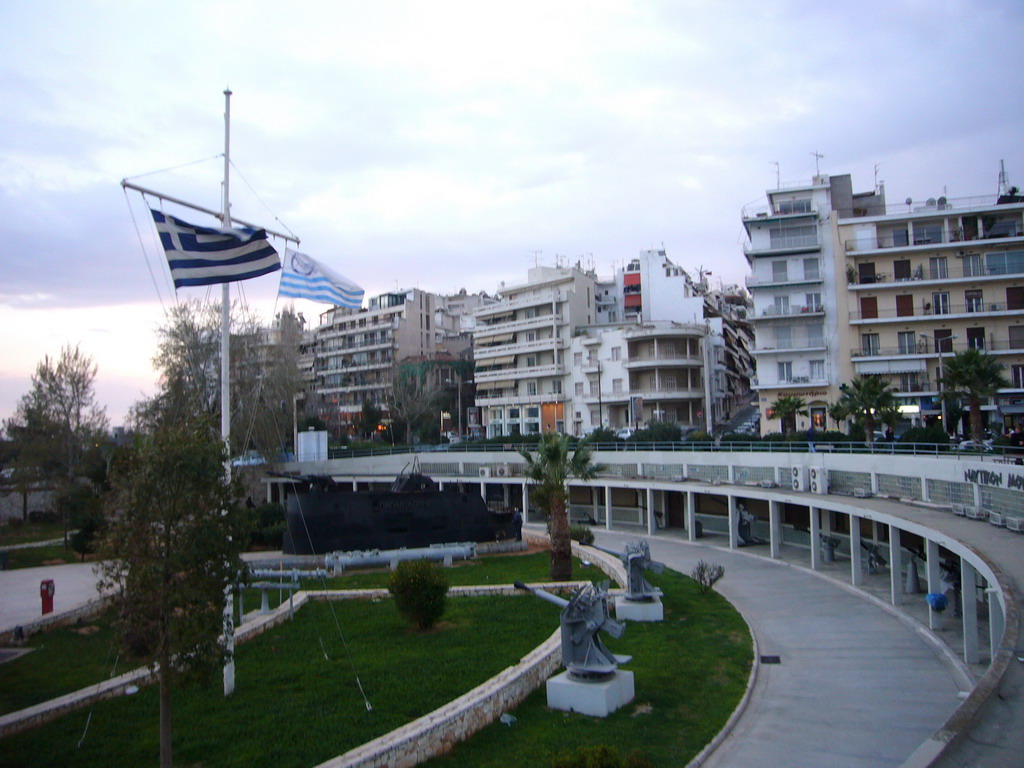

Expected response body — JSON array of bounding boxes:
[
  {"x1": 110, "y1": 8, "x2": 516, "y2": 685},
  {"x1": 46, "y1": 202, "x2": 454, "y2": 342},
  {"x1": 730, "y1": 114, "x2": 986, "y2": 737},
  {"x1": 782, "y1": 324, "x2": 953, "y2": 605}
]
[{"x1": 512, "y1": 507, "x2": 523, "y2": 541}]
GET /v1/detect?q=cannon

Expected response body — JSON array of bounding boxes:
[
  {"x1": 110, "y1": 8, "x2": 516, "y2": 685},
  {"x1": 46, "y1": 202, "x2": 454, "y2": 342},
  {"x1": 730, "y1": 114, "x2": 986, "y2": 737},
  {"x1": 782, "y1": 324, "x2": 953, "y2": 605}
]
[
  {"x1": 860, "y1": 541, "x2": 887, "y2": 574},
  {"x1": 592, "y1": 539, "x2": 664, "y2": 602},
  {"x1": 514, "y1": 581, "x2": 631, "y2": 681}
]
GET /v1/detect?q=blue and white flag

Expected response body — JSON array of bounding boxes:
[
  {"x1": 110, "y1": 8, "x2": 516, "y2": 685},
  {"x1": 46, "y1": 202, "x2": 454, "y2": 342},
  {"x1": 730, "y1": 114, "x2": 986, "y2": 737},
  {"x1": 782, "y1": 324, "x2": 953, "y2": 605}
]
[
  {"x1": 279, "y1": 249, "x2": 364, "y2": 308},
  {"x1": 151, "y1": 209, "x2": 281, "y2": 288}
]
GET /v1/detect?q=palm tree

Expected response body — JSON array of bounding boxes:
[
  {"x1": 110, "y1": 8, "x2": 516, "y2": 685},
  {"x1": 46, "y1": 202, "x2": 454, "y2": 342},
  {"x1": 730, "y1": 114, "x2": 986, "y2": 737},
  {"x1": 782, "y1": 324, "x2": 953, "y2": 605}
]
[
  {"x1": 519, "y1": 433, "x2": 602, "y2": 581},
  {"x1": 837, "y1": 376, "x2": 896, "y2": 444},
  {"x1": 941, "y1": 349, "x2": 1009, "y2": 443},
  {"x1": 768, "y1": 395, "x2": 807, "y2": 435}
]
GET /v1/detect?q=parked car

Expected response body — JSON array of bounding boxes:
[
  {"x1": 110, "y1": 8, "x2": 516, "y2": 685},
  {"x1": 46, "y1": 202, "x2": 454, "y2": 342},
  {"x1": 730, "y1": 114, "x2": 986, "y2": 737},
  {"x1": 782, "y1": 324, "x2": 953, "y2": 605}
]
[{"x1": 615, "y1": 427, "x2": 635, "y2": 440}]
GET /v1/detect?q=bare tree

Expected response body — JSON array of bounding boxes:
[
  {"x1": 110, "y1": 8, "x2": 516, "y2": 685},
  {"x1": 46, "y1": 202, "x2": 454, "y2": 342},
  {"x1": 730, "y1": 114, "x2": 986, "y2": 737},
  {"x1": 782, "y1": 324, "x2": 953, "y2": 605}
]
[{"x1": 388, "y1": 361, "x2": 443, "y2": 444}]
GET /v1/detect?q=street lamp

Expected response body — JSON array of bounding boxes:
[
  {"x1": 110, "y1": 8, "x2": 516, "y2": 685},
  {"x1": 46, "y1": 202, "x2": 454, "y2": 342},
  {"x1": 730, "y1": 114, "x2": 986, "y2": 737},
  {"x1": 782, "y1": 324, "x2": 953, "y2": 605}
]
[{"x1": 923, "y1": 333, "x2": 958, "y2": 433}]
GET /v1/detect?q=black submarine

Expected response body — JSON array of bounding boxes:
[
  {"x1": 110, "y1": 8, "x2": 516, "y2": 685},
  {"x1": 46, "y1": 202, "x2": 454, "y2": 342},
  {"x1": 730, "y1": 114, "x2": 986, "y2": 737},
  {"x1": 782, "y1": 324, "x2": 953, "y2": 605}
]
[{"x1": 281, "y1": 464, "x2": 515, "y2": 555}]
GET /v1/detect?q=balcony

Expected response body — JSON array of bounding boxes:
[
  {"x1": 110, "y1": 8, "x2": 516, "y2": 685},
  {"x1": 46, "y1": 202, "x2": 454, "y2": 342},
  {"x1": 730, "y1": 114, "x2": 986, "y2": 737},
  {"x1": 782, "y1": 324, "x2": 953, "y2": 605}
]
[
  {"x1": 743, "y1": 233, "x2": 821, "y2": 257},
  {"x1": 847, "y1": 260, "x2": 1024, "y2": 287},
  {"x1": 849, "y1": 301, "x2": 1022, "y2": 322},
  {"x1": 757, "y1": 304, "x2": 825, "y2": 320},
  {"x1": 843, "y1": 226, "x2": 1024, "y2": 254},
  {"x1": 475, "y1": 289, "x2": 568, "y2": 317},
  {"x1": 751, "y1": 341, "x2": 827, "y2": 355},
  {"x1": 624, "y1": 353, "x2": 701, "y2": 369},
  {"x1": 745, "y1": 273, "x2": 823, "y2": 290}
]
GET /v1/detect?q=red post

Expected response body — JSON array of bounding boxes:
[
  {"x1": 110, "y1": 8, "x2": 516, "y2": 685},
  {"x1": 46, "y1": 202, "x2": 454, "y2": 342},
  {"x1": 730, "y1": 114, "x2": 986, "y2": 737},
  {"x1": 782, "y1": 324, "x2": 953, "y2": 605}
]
[{"x1": 40, "y1": 579, "x2": 55, "y2": 615}]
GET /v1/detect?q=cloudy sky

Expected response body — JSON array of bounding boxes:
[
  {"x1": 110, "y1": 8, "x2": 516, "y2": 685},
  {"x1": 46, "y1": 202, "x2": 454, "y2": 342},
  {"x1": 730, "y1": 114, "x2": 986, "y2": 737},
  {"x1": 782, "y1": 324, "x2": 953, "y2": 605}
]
[{"x1": 1, "y1": 0, "x2": 1022, "y2": 426}]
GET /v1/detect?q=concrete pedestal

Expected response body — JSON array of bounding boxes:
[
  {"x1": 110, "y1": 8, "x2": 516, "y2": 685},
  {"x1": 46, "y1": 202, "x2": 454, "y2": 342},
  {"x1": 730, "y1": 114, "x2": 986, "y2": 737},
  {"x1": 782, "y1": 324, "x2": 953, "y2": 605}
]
[
  {"x1": 546, "y1": 669, "x2": 635, "y2": 717},
  {"x1": 615, "y1": 595, "x2": 663, "y2": 622}
]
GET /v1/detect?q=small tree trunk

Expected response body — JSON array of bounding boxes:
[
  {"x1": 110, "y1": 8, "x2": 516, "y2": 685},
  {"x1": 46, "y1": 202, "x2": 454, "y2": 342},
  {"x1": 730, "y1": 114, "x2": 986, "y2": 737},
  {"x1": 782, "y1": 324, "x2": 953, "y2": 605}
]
[
  {"x1": 158, "y1": 659, "x2": 173, "y2": 768},
  {"x1": 549, "y1": 494, "x2": 573, "y2": 581}
]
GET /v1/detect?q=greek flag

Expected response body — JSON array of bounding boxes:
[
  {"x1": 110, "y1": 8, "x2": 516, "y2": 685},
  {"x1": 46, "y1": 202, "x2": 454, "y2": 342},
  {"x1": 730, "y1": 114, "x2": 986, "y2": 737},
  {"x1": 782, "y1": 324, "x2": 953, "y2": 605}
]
[
  {"x1": 151, "y1": 209, "x2": 281, "y2": 288},
  {"x1": 279, "y1": 249, "x2": 364, "y2": 308}
]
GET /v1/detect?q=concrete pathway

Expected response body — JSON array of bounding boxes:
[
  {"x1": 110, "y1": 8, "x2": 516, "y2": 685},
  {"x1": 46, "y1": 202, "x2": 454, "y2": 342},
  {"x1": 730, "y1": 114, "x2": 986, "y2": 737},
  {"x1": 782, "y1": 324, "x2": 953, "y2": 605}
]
[
  {"x1": 591, "y1": 529, "x2": 967, "y2": 768},
  {"x1": 0, "y1": 563, "x2": 103, "y2": 635}
]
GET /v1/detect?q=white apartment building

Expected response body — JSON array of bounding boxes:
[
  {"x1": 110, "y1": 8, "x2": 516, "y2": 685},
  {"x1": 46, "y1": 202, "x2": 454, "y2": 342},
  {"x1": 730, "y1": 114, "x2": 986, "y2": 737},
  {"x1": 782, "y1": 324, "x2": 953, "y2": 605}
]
[
  {"x1": 473, "y1": 265, "x2": 598, "y2": 437},
  {"x1": 742, "y1": 174, "x2": 882, "y2": 431}
]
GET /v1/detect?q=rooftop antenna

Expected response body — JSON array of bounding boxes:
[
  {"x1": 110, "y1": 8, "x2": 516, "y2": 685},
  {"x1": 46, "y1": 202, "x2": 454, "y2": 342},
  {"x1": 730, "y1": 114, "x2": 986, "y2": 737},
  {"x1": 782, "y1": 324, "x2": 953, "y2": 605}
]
[
  {"x1": 811, "y1": 151, "x2": 824, "y2": 177},
  {"x1": 770, "y1": 161, "x2": 780, "y2": 189},
  {"x1": 874, "y1": 163, "x2": 881, "y2": 190},
  {"x1": 531, "y1": 249, "x2": 542, "y2": 267},
  {"x1": 998, "y1": 159, "x2": 1009, "y2": 196}
]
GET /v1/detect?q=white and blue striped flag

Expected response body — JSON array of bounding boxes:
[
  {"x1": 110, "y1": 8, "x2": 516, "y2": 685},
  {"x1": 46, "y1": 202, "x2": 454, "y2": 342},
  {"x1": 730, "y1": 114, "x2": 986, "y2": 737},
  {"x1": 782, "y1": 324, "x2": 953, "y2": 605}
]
[
  {"x1": 151, "y1": 209, "x2": 281, "y2": 288},
  {"x1": 279, "y1": 249, "x2": 364, "y2": 308}
]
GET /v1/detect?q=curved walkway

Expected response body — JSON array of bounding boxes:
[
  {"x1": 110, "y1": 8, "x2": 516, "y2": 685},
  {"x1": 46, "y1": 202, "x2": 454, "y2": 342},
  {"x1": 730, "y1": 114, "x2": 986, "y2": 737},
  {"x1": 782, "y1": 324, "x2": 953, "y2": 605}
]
[{"x1": 590, "y1": 528, "x2": 967, "y2": 768}]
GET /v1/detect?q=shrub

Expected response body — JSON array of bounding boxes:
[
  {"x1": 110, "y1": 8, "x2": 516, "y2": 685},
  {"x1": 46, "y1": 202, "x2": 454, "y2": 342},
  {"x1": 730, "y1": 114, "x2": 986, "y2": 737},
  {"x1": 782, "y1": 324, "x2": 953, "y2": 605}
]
[
  {"x1": 691, "y1": 560, "x2": 725, "y2": 594},
  {"x1": 686, "y1": 430, "x2": 712, "y2": 442},
  {"x1": 630, "y1": 421, "x2": 682, "y2": 443},
  {"x1": 899, "y1": 424, "x2": 951, "y2": 446},
  {"x1": 248, "y1": 502, "x2": 286, "y2": 549},
  {"x1": 569, "y1": 524, "x2": 595, "y2": 545},
  {"x1": 28, "y1": 510, "x2": 59, "y2": 524},
  {"x1": 552, "y1": 745, "x2": 655, "y2": 768},
  {"x1": 388, "y1": 559, "x2": 450, "y2": 630}
]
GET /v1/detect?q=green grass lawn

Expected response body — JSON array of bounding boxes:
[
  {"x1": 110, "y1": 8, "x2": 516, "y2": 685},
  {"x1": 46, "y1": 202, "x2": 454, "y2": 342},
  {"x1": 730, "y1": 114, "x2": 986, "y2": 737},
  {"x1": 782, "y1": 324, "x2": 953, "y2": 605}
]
[
  {"x1": 0, "y1": 557, "x2": 752, "y2": 768},
  {"x1": 1, "y1": 544, "x2": 84, "y2": 570},
  {"x1": 0, "y1": 521, "x2": 67, "y2": 547}
]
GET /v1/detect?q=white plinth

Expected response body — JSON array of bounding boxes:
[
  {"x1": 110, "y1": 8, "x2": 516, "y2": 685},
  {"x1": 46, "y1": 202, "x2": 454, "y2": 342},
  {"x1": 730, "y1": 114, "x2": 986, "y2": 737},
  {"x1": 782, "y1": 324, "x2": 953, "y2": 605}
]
[
  {"x1": 615, "y1": 595, "x2": 663, "y2": 622},
  {"x1": 546, "y1": 669, "x2": 635, "y2": 717}
]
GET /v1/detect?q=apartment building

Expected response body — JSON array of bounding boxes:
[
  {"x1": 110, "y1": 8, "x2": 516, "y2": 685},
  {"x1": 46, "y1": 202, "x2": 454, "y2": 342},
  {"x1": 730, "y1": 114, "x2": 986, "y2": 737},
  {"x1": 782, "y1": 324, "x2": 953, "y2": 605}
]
[
  {"x1": 309, "y1": 288, "x2": 438, "y2": 434},
  {"x1": 840, "y1": 179, "x2": 1024, "y2": 431},
  {"x1": 742, "y1": 174, "x2": 881, "y2": 431},
  {"x1": 743, "y1": 167, "x2": 1024, "y2": 435},
  {"x1": 473, "y1": 265, "x2": 598, "y2": 437}
]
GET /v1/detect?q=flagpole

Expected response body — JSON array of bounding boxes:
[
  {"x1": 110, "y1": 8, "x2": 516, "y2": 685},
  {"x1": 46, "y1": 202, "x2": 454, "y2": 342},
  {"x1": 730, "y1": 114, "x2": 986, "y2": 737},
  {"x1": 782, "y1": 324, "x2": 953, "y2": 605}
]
[{"x1": 222, "y1": 88, "x2": 236, "y2": 698}]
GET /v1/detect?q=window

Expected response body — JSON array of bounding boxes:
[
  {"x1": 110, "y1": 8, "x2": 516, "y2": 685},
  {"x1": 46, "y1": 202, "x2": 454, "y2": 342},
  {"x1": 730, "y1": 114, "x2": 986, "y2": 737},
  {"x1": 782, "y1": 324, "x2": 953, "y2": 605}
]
[
  {"x1": 1013, "y1": 365, "x2": 1024, "y2": 388},
  {"x1": 775, "y1": 326, "x2": 792, "y2": 348},
  {"x1": 551, "y1": 380, "x2": 562, "y2": 395},
  {"x1": 914, "y1": 222, "x2": 943, "y2": 245},
  {"x1": 860, "y1": 296, "x2": 878, "y2": 319},
  {"x1": 895, "y1": 294, "x2": 914, "y2": 317},
  {"x1": 526, "y1": 382, "x2": 537, "y2": 396},
  {"x1": 770, "y1": 223, "x2": 816, "y2": 248},
  {"x1": 932, "y1": 292, "x2": 950, "y2": 315},
  {"x1": 899, "y1": 372, "x2": 923, "y2": 392},
  {"x1": 612, "y1": 378, "x2": 623, "y2": 393},
  {"x1": 810, "y1": 360, "x2": 825, "y2": 380},
  {"x1": 934, "y1": 330, "x2": 955, "y2": 354},
  {"x1": 589, "y1": 381, "x2": 599, "y2": 397},
  {"x1": 807, "y1": 324, "x2": 824, "y2": 346},
  {"x1": 893, "y1": 259, "x2": 911, "y2": 280},
  {"x1": 777, "y1": 361, "x2": 793, "y2": 382},
  {"x1": 508, "y1": 408, "x2": 520, "y2": 419},
  {"x1": 575, "y1": 382, "x2": 584, "y2": 397},
  {"x1": 1007, "y1": 286, "x2": 1024, "y2": 311},
  {"x1": 526, "y1": 331, "x2": 536, "y2": 342},
  {"x1": 587, "y1": 351, "x2": 597, "y2": 365},
  {"x1": 805, "y1": 292, "x2": 822, "y2": 312},
  {"x1": 1011, "y1": 326, "x2": 1024, "y2": 350},
  {"x1": 526, "y1": 355, "x2": 537, "y2": 368},
  {"x1": 986, "y1": 250, "x2": 1024, "y2": 275},
  {"x1": 611, "y1": 346, "x2": 621, "y2": 361},
  {"x1": 861, "y1": 333, "x2": 880, "y2": 356},
  {"x1": 858, "y1": 263, "x2": 877, "y2": 284},
  {"x1": 525, "y1": 307, "x2": 537, "y2": 319},
  {"x1": 573, "y1": 352, "x2": 583, "y2": 366},
  {"x1": 965, "y1": 289, "x2": 983, "y2": 313},
  {"x1": 526, "y1": 407, "x2": 539, "y2": 419},
  {"x1": 963, "y1": 253, "x2": 983, "y2": 277},
  {"x1": 898, "y1": 331, "x2": 916, "y2": 354},
  {"x1": 803, "y1": 258, "x2": 820, "y2": 280},
  {"x1": 771, "y1": 260, "x2": 789, "y2": 281},
  {"x1": 777, "y1": 198, "x2": 812, "y2": 214},
  {"x1": 928, "y1": 256, "x2": 948, "y2": 280},
  {"x1": 774, "y1": 295, "x2": 791, "y2": 315},
  {"x1": 967, "y1": 327, "x2": 986, "y2": 350},
  {"x1": 810, "y1": 406, "x2": 826, "y2": 429}
]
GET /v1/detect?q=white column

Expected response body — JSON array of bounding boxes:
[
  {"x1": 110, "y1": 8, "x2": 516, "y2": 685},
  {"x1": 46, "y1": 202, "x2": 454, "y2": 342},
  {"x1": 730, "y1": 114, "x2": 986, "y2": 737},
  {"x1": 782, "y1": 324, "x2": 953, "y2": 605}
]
[
  {"x1": 522, "y1": 482, "x2": 530, "y2": 522},
  {"x1": 686, "y1": 491, "x2": 696, "y2": 542},
  {"x1": 961, "y1": 559, "x2": 979, "y2": 664},
  {"x1": 768, "y1": 500, "x2": 781, "y2": 558},
  {"x1": 889, "y1": 526, "x2": 903, "y2": 606},
  {"x1": 809, "y1": 506, "x2": 820, "y2": 571},
  {"x1": 849, "y1": 513, "x2": 863, "y2": 586},
  {"x1": 728, "y1": 496, "x2": 738, "y2": 550},
  {"x1": 646, "y1": 487, "x2": 656, "y2": 535},
  {"x1": 926, "y1": 539, "x2": 941, "y2": 630},
  {"x1": 481, "y1": 480, "x2": 487, "y2": 501},
  {"x1": 352, "y1": 480, "x2": 358, "y2": 491},
  {"x1": 988, "y1": 589, "x2": 1005, "y2": 661},
  {"x1": 604, "y1": 485, "x2": 613, "y2": 531},
  {"x1": 591, "y1": 487, "x2": 600, "y2": 525}
]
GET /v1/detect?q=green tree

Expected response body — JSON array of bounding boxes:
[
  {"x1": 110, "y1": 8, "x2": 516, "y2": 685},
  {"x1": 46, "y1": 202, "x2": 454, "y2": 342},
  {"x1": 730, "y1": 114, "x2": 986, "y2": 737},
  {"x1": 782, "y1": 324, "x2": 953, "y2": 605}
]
[
  {"x1": 520, "y1": 433, "x2": 602, "y2": 581},
  {"x1": 837, "y1": 376, "x2": 896, "y2": 445},
  {"x1": 99, "y1": 419, "x2": 248, "y2": 768},
  {"x1": 359, "y1": 399, "x2": 383, "y2": 439},
  {"x1": 4, "y1": 345, "x2": 108, "y2": 535},
  {"x1": 768, "y1": 395, "x2": 807, "y2": 435},
  {"x1": 941, "y1": 349, "x2": 1009, "y2": 443}
]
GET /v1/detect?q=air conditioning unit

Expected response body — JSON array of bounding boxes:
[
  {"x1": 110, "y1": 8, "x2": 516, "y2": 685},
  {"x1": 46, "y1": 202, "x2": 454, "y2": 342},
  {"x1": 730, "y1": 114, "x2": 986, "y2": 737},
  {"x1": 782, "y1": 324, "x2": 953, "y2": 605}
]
[
  {"x1": 989, "y1": 512, "x2": 1006, "y2": 527},
  {"x1": 791, "y1": 466, "x2": 806, "y2": 492},
  {"x1": 478, "y1": 467, "x2": 491, "y2": 478},
  {"x1": 494, "y1": 464, "x2": 511, "y2": 478},
  {"x1": 1006, "y1": 517, "x2": 1023, "y2": 533},
  {"x1": 809, "y1": 467, "x2": 828, "y2": 495}
]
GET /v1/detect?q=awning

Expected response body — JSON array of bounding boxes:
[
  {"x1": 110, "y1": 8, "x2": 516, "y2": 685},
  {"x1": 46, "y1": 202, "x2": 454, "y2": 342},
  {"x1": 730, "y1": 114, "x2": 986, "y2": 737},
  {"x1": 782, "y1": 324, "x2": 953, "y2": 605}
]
[
  {"x1": 1000, "y1": 405, "x2": 1024, "y2": 414},
  {"x1": 855, "y1": 359, "x2": 926, "y2": 374},
  {"x1": 477, "y1": 380, "x2": 514, "y2": 391},
  {"x1": 476, "y1": 355, "x2": 516, "y2": 368},
  {"x1": 476, "y1": 332, "x2": 514, "y2": 344}
]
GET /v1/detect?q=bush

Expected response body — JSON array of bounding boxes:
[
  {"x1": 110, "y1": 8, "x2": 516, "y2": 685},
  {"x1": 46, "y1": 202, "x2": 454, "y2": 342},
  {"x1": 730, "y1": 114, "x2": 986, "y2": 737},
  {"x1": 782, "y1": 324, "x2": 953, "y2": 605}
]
[
  {"x1": 899, "y1": 424, "x2": 951, "y2": 446},
  {"x1": 248, "y1": 502, "x2": 286, "y2": 549},
  {"x1": 552, "y1": 745, "x2": 655, "y2": 768},
  {"x1": 691, "y1": 560, "x2": 725, "y2": 594},
  {"x1": 630, "y1": 421, "x2": 682, "y2": 443},
  {"x1": 388, "y1": 559, "x2": 450, "y2": 630},
  {"x1": 28, "y1": 510, "x2": 59, "y2": 524},
  {"x1": 686, "y1": 430, "x2": 712, "y2": 442},
  {"x1": 569, "y1": 524, "x2": 595, "y2": 545}
]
